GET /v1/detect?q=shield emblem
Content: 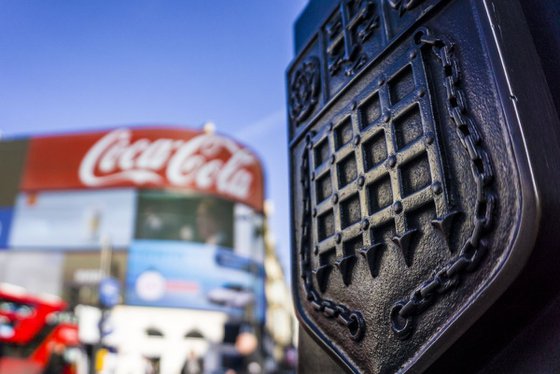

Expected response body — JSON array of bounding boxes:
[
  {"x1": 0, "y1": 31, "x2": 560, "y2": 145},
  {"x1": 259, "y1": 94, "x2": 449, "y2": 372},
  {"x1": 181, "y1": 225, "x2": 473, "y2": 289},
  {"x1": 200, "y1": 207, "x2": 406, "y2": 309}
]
[{"x1": 288, "y1": 0, "x2": 541, "y2": 372}]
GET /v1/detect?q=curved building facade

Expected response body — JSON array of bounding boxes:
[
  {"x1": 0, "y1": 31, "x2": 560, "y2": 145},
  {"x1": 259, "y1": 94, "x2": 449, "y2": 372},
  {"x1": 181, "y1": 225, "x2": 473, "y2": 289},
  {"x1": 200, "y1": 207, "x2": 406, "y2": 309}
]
[{"x1": 0, "y1": 125, "x2": 267, "y2": 373}]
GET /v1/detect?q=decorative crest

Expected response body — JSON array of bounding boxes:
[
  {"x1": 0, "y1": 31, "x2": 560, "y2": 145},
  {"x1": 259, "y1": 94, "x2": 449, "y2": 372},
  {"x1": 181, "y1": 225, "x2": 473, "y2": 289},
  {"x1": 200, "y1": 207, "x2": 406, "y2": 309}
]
[
  {"x1": 325, "y1": 0, "x2": 379, "y2": 77},
  {"x1": 290, "y1": 1, "x2": 538, "y2": 371},
  {"x1": 289, "y1": 57, "x2": 321, "y2": 125}
]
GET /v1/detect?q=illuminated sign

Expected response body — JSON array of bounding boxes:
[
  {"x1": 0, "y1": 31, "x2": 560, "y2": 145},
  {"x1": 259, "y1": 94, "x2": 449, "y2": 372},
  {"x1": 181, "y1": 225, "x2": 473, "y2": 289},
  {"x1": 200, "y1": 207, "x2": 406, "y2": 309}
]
[{"x1": 21, "y1": 127, "x2": 264, "y2": 211}]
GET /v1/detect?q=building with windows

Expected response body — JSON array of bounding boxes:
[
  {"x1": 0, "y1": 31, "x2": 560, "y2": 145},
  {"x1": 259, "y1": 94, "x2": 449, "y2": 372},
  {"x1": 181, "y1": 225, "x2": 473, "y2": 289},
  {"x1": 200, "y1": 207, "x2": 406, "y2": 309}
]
[{"x1": 0, "y1": 125, "x2": 271, "y2": 373}]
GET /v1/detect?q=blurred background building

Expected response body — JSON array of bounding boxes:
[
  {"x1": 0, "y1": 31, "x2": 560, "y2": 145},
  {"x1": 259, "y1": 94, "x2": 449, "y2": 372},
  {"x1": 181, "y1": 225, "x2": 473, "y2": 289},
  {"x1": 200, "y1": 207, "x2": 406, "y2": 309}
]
[{"x1": 0, "y1": 125, "x2": 295, "y2": 373}]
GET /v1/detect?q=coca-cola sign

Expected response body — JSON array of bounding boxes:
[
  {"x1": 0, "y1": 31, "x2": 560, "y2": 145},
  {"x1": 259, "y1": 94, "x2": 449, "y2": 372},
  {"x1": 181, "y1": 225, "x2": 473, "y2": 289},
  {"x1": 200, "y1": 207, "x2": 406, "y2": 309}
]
[{"x1": 21, "y1": 127, "x2": 264, "y2": 211}]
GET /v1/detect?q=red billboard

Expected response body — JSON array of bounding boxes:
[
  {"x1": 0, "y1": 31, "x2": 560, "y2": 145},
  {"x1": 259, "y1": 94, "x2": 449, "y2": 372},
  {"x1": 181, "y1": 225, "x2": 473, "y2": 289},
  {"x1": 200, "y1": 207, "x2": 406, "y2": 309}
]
[{"x1": 20, "y1": 127, "x2": 264, "y2": 211}]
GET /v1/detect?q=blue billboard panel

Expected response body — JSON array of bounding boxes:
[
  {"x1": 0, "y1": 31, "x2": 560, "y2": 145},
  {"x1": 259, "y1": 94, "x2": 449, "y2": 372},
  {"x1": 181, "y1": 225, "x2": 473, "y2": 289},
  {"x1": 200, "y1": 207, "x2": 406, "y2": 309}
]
[
  {"x1": 126, "y1": 240, "x2": 265, "y2": 321},
  {"x1": 9, "y1": 189, "x2": 136, "y2": 250},
  {"x1": 0, "y1": 208, "x2": 14, "y2": 248}
]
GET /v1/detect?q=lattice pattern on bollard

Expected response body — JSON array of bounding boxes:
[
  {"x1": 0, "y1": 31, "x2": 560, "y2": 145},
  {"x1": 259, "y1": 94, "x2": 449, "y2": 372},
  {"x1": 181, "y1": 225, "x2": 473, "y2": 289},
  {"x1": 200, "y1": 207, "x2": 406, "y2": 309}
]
[
  {"x1": 300, "y1": 143, "x2": 366, "y2": 341},
  {"x1": 298, "y1": 27, "x2": 495, "y2": 341},
  {"x1": 308, "y1": 32, "x2": 453, "y2": 291},
  {"x1": 390, "y1": 28, "x2": 495, "y2": 340}
]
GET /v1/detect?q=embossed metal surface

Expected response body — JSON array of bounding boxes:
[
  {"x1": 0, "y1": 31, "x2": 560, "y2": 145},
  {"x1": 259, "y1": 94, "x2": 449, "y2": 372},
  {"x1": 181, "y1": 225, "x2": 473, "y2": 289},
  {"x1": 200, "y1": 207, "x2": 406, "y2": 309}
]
[{"x1": 288, "y1": 0, "x2": 540, "y2": 372}]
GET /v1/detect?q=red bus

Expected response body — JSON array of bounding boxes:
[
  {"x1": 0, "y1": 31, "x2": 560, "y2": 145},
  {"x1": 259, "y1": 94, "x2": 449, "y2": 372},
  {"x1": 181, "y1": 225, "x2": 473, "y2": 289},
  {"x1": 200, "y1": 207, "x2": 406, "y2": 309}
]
[{"x1": 0, "y1": 283, "x2": 80, "y2": 374}]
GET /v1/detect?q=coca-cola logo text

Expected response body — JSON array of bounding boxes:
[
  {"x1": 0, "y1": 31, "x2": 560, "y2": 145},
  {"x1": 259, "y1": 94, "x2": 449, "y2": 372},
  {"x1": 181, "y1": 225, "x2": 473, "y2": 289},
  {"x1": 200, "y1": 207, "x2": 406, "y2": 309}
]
[{"x1": 79, "y1": 128, "x2": 257, "y2": 200}]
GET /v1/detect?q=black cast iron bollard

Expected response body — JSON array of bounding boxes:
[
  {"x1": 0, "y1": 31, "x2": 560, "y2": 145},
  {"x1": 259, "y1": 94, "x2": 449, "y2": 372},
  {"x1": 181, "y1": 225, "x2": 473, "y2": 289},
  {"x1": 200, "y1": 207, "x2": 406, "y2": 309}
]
[{"x1": 287, "y1": 0, "x2": 560, "y2": 372}]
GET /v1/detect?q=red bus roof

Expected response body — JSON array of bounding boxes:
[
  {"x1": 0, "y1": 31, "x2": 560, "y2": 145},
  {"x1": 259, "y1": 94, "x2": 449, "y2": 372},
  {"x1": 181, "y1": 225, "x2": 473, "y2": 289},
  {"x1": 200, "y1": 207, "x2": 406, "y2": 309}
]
[{"x1": 0, "y1": 284, "x2": 66, "y2": 345}]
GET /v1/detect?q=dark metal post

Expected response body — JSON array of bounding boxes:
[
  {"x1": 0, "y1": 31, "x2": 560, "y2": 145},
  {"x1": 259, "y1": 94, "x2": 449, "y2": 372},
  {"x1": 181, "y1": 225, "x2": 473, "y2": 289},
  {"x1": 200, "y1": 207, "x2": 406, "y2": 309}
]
[{"x1": 287, "y1": 0, "x2": 560, "y2": 372}]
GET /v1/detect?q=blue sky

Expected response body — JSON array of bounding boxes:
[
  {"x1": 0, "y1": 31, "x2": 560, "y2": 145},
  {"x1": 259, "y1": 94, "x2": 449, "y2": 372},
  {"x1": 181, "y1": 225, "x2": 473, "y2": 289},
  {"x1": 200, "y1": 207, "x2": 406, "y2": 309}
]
[{"x1": 0, "y1": 1, "x2": 307, "y2": 277}]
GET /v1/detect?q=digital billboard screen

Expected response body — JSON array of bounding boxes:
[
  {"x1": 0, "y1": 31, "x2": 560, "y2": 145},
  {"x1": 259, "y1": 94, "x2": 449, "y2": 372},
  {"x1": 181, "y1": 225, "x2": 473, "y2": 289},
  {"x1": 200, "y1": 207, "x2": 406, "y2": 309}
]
[
  {"x1": 0, "y1": 126, "x2": 266, "y2": 323},
  {"x1": 135, "y1": 191, "x2": 234, "y2": 248},
  {"x1": 126, "y1": 191, "x2": 265, "y2": 321},
  {"x1": 9, "y1": 189, "x2": 136, "y2": 249}
]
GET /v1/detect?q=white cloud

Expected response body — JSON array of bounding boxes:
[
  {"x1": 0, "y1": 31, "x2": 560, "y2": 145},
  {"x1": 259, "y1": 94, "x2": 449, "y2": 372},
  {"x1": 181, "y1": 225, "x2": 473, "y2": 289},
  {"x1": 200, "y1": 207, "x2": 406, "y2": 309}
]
[{"x1": 236, "y1": 109, "x2": 286, "y2": 142}]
